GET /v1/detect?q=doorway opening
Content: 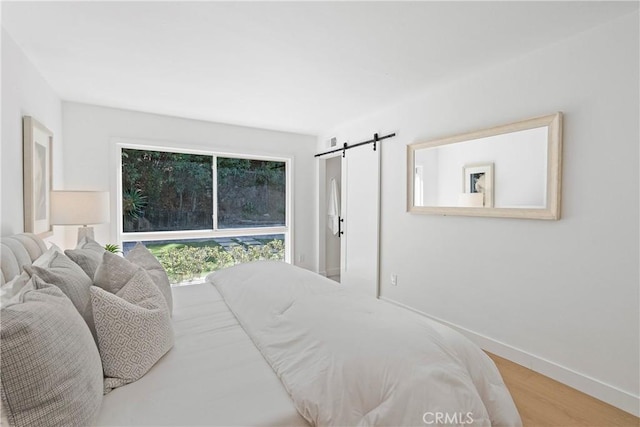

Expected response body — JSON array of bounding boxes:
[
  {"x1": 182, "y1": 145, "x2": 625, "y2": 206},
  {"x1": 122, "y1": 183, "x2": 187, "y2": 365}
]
[{"x1": 325, "y1": 155, "x2": 341, "y2": 283}]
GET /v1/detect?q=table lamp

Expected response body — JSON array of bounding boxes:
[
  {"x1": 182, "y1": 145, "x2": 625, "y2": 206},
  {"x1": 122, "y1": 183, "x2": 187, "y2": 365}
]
[{"x1": 50, "y1": 191, "x2": 110, "y2": 242}]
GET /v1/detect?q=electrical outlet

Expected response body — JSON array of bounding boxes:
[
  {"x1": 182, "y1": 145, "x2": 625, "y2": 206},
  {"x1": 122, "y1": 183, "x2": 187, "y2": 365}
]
[
  {"x1": 391, "y1": 274, "x2": 398, "y2": 286},
  {"x1": 297, "y1": 253, "x2": 305, "y2": 263}
]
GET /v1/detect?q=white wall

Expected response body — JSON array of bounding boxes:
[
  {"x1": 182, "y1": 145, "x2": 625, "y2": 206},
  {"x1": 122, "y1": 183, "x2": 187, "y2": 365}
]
[
  {"x1": 416, "y1": 127, "x2": 547, "y2": 207},
  {"x1": 61, "y1": 102, "x2": 317, "y2": 269},
  {"x1": 318, "y1": 11, "x2": 639, "y2": 415},
  {"x1": 1, "y1": 29, "x2": 64, "y2": 245}
]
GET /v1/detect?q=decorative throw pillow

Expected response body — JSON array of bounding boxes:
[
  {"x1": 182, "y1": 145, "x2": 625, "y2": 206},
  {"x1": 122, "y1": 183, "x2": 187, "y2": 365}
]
[
  {"x1": 93, "y1": 251, "x2": 140, "y2": 294},
  {"x1": 65, "y1": 237, "x2": 106, "y2": 280},
  {"x1": 126, "y1": 242, "x2": 173, "y2": 314},
  {"x1": 0, "y1": 276, "x2": 103, "y2": 427},
  {"x1": 91, "y1": 265, "x2": 174, "y2": 393},
  {"x1": 0, "y1": 271, "x2": 30, "y2": 308},
  {"x1": 23, "y1": 251, "x2": 96, "y2": 341},
  {"x1": 29, "y1": 244, "x2": 63, "y2": 268}
]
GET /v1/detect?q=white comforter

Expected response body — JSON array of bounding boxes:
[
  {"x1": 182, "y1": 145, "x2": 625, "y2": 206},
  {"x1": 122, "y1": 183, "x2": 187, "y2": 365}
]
[
  {"x1": 96, "y1": 283, "x2": 307, "y2": 426},
  {"x1": 208, "y1": 261, "x2": 522, "y2": 427}
]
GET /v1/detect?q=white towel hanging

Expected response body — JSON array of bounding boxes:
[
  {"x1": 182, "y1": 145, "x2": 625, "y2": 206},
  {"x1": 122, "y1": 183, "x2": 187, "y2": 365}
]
[{"x1": 328, "y1": 178, "x2": 340, "y2": 235}]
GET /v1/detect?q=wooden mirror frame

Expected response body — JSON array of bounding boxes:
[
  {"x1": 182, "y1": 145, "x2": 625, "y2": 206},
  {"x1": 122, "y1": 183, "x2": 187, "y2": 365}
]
[{"x1": 407, "y1": 112, "x2": 563, "y2": 220}]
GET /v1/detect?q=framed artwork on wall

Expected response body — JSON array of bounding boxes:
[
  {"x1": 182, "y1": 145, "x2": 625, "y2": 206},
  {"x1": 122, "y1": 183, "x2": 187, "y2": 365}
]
[
  {"x1": 463, "y1": 163, "x2": 494, "y2": 208},
  {"x1": 23, "y1": 116, "x2": 54, "y2": 237}
]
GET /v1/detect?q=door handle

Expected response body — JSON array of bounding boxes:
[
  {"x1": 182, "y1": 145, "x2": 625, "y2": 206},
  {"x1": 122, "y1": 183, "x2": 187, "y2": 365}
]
[{"x1": 338, "y1": 216, "x2": 344, "y2": 237}]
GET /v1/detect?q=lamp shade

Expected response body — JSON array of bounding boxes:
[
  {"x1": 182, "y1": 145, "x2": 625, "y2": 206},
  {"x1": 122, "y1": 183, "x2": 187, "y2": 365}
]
[{"x1": 50, "y1": 191, "x2": 110, "y2": 226}]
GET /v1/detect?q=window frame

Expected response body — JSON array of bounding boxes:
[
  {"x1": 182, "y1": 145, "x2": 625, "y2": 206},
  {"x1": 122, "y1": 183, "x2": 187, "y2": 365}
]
[{"x1": 114, "y1": 139, "x2": 293, "y2": 263}]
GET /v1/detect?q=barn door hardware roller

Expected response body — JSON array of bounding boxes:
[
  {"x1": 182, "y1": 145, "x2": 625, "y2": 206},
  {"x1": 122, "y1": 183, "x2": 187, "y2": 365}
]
[{"x1": 314, "y1": 132, "x2": 396, "y2": 158}]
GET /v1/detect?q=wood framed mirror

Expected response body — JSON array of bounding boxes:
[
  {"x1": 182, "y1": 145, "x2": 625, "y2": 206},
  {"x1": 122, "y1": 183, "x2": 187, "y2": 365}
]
[{"x1": 407, "y1": 112, "x2": 563, "y2": 220}]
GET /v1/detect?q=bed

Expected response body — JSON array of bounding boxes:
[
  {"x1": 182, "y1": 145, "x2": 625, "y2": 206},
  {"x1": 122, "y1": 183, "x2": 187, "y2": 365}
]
[
  {"x1": 96, "y1": 282, "x2": 307, "y2": 426},
  {"x1": 0, "y1": 233, "x2": 521, "y2": 426}
]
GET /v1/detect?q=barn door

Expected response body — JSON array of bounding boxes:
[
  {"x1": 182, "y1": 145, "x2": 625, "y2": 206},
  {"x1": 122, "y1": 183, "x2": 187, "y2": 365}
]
[{"x1": 340, "y1": 144, "x2": 380, "y2": 296}]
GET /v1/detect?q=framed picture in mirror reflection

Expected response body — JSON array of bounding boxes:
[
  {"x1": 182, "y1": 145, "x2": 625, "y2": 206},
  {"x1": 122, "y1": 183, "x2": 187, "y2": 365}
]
[{"x1": 462, "y1": 163, "x2": 494, "y2": 208}]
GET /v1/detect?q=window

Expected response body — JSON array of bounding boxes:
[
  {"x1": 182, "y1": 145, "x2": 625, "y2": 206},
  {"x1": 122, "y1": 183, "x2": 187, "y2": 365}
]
[
  {"x1": 217, "y1": 157, "x2": 286, "y2": 229},
  {"x1": 119, "y1": 145, "x2": 291, "y2": 282},
  {"x1": 122, "y1": 149, "x2": 213, "y2": 232}
]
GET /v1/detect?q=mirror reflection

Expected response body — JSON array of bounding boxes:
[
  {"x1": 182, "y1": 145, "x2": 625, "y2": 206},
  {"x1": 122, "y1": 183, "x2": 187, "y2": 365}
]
[
  {"x1": 407, "y1": 112, "x2": 562, "y2": 220},
  {"x1": 413, "y1": 127, "x2": 548, "y2": 209}
]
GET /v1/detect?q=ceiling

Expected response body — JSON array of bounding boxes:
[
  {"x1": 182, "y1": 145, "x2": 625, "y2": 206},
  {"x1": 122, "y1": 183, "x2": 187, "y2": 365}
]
[{"x1": 2, "y1": 1, "x2": 638, "y2": 135}]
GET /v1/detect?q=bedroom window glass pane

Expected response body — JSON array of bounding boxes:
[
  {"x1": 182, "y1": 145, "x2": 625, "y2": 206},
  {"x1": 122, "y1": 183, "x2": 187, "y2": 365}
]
[
  {"x1": 216, "y1": 158, "x2": 286, "y2": 229},
  {"x1": 122, "y1": 234, "x2": 285, "y2": 285},
  {"x1": 122, "y1": 149, "x2": 213, "y2": 232}
]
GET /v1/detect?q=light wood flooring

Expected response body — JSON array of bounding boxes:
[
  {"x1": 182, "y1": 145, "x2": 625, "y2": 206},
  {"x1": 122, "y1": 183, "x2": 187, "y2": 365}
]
[{"x1": 488, "y1": 353, "x2": 639, "y2": 427}]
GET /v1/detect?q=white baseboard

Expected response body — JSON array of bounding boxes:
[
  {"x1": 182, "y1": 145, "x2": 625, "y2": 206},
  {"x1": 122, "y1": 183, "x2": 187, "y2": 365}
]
[
  {"x1": 325, "y1": 267, "x2": 340, "y2": 277},
  {"x1": 380, "y1": 296, "x2": 640, "y2": 417}
]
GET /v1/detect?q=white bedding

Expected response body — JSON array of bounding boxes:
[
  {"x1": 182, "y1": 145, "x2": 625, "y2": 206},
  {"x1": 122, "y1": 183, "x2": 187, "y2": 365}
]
[
  {"x1": 209, "y1": 261, "x2": 522, "y2": 427},
  {"x1": 96, "y1": 283, "x2": 307, "y2": 426}
]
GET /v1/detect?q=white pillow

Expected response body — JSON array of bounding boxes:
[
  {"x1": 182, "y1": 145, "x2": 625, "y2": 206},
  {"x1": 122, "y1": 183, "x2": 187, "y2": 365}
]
[
  {"x1": 126, "y1": 242, "x2": 173, "y2": 314},
  {"x1": 92, "y1": 251, "x2": 173, "y2": 393},
  {"x1": 1, "y1": 244, "x2": 61, "y2": 307},
  {"x1": 31, "y1": 244, "x2": 63, "y2": 268},
  {"x1": 24, "y1": 251, "x2": 96, "y2": 341},
  {"x1": 0, "y1": 271, "x2": 31, "y2": 308},
  {"x1": 1, "y1": 276, "x2": 103, "y2": 426},
  {"x1": 65, "y1": 237, "x2": 106, "y2": 280}
]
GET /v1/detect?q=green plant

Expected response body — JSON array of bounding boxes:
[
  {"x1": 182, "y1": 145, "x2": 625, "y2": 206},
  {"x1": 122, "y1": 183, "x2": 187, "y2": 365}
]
[
  {"x1": 123, "y1": 188, "x2": 147, "y2": 219},
  {"x1": 104, "y1": 243, "x2": 122, "y2": 254},
  {"x1": 155, "y1": 239, "x2": 285, "y2": 284}
]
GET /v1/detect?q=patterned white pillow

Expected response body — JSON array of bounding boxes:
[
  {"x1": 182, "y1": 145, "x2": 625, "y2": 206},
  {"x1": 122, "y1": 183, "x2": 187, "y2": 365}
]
[
  {"x1": 91, "y1": 254, "x2": 173, "y2": 393},
  {"x1": 1, "y1": 276, "x2": 103, "y2": 426},
  {"x1": 126, "y1": 242, "x2": 173, "y2": 314}
]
